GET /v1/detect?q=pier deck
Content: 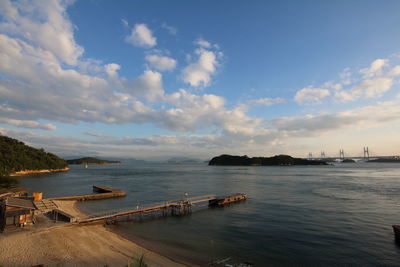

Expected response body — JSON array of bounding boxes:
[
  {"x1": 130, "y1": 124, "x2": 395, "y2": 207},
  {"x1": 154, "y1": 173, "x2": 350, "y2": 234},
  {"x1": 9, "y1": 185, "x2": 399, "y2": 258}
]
[{"x1": 78, "y1": 193, "x2": 246, "y2": 224}]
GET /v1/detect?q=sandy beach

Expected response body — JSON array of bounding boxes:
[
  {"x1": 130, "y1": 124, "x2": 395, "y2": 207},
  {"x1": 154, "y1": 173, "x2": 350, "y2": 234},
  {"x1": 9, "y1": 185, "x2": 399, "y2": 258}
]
[
  {"x1": 10, "y1": 167, "x2": 70, "y2": 176},
  {"x1": 0, "y1": 200, "x2": 187, "y2": 267}
]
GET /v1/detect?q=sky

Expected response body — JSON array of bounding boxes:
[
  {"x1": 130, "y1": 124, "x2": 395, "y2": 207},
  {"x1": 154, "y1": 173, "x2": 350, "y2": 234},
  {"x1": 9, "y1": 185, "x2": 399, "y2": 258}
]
[{"x1": 1, "y1": 0, "x2": 400, "y2": 160}]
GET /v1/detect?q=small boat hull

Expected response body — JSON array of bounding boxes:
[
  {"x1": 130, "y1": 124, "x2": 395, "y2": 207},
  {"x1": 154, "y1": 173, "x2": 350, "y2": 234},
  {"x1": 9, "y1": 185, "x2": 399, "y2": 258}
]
[{"x1": 392, "y1": 225, "x2": 400, "y2": 240}]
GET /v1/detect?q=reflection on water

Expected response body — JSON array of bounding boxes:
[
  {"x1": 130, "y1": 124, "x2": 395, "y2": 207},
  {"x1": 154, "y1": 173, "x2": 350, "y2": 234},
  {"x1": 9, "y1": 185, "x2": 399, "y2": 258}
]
[{"x1": 20, "y1": 162, "x2": 400, "y2": 265}]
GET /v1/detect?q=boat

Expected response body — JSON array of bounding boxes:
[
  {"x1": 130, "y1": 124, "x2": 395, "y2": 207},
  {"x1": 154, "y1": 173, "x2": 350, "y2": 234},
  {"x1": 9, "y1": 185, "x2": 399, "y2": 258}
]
[{"x1": 392, "y1": 225, "x2": 400, "y2": 240}]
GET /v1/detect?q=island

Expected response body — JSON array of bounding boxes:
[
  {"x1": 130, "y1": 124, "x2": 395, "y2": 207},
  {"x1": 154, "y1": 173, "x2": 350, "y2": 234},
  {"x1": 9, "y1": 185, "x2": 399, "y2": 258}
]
[
  {"x1": 66, "y1": 157, "x2": 121, "y2": 165},
  {"x1": 342, "y1": 159, "x2": 356, "y2": 163},
  {"x1": 209, "y1": 154, "x2": 328, "y2": 166},
  {"x1": 367, "y1": 157, "x2": 400, "y2": 163},
  {"x1": 0, "y1": 135, "x2": 68, "y2": 180}
]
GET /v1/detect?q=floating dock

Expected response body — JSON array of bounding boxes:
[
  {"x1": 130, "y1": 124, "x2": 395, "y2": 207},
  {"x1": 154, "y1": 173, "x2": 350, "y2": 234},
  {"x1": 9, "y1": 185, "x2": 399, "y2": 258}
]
[
  {"x1": 209, "y1": 193, "x2": 247, "y2": 207},
  {"x1": 47, "y1": 185, "x2": 126, "y2": 201}
]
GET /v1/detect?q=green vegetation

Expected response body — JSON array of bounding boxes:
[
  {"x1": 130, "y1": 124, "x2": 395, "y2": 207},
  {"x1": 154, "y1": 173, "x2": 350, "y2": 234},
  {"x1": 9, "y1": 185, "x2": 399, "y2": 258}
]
[
  {"x1": 126, "y1": 255, "x2": 148, "y2": 267},
  {"x1": 0, "y1": 175, "x2": 19, "y2": 188},
  {"x1": 66, "y1": 157, "x2": 120, "y2": 165},
  {"x1": 209, "y1": 154, "x2": 328, "y2": 166},
  {"x1": 0, "y1": 135, "x2": 67, "y2": 177}
]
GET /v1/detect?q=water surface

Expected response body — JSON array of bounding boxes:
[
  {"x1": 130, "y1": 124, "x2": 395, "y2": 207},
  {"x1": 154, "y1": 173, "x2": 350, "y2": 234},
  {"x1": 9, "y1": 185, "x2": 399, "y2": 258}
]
[{"x1": 20, "y1": 162, "x2": 400, "y2": 266}]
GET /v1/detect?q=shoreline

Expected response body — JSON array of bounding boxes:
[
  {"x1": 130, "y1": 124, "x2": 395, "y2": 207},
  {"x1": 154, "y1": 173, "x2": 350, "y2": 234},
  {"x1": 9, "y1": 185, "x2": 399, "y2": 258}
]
[
  {"x1": 0, "y1": 200, "x2": 188, "y2": 267},
  {"x1": 10, "y1": 167, "x2": 70, "y2": 176},
  {"x1": 108, "y1": 225, "x2": 204, "y2": 266},
  {"x1": 75, "y1": 202, "x2": 202, "y2": 266},
  {"x1": 74, "y1": 201, "x2": 193, "y2": 267}
]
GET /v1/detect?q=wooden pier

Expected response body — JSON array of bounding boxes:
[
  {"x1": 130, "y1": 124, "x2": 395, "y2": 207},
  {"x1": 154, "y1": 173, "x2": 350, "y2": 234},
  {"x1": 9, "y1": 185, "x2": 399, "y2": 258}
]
[
  {"x1": 47, "y1": 185, "x2": 126, "y2": 201},
  {"x1": 78, "y1": 193, "x2": 246, "y2": 224}
]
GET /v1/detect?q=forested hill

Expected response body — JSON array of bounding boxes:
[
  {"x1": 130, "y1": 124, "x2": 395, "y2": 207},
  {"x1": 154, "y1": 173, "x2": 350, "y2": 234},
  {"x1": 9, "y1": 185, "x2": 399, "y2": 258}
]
[
  {"x1": 209, "y1": 154, "x2": 328, "y2": 166},
  {"x1": 66, "y1": 157, "x2": 120, "y2": 165},
  {"x1": 0, "y1": 135, "x2": 67, "y2": 176}
]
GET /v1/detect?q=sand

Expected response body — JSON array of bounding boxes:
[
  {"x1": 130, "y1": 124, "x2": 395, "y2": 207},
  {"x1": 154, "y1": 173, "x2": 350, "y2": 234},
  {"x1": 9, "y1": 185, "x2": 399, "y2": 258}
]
[
  {"x1": 10, "y1": 167, "x2": 70, "y2": 176},
  {"x1": 0, "y1": 200, "x2": 187, "y2": 267}
]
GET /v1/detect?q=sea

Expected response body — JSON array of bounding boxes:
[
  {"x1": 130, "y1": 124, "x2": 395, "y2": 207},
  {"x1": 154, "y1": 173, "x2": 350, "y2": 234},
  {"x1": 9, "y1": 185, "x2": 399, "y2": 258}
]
[{"x1": 19, "y1": 162, "x2": 400, "y2": 266}]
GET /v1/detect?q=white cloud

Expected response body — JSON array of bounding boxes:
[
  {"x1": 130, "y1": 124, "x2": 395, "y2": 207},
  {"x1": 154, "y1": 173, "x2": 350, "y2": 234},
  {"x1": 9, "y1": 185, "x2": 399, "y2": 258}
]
[
  {"x1": 105, "y1": 63, "x2": 121, "y2": 77},
  {"x1": 335, "y1": 76, "x2": 394, "y2": 102},
  {"x1": 145, "y1": 54, "x2": 177, "y2": 71},
  {"x1": 0, "y1": 118, "x2": 56, "y2": 130},
  {"x1": 3, "y1": 0, "x2": 400, "y2": 159},
  {"x1": 360, "y1": 58, "x2": 387, "y2": 78},
  {"x1": 270, "y1": 100, "x2": 400, "y2": 136},
  {"x1": 389, "y1": 65, "x2": 400, "y2": 77},
  {"x1": 129, "y1": 70, "x2": 164, "y2": 101},
  {"x1": 125, "y1": 23, "x2": 157, "y2": 48},
  {"x1": 298, "y1": 57, "x2": 400, "y2": 103},
  {"x1": 334, "y1": 90, "x2": 355, "y2": 102},
  {"x1": 161, "y1": 22, "x2": 177, "y2": 35},
  {"x1": 0, "y1": 0, "x2": 83, "y2": 65},
  {"x1": 295, "y1": 88, "x2": 330, "y2": 104},
  {"x1": 352, "y1": 77, "x2": 393, "y2": 98},
  {"x1": 0, "y1": 23, "x2": 249, "y2": 135},
  {"x1": 161, "y1": 89, "x2": 261, "y2": 135},
  {"x1": 121, "y1": 19, "x2": 129, "y2": 27},
  {"x1": 248, "y1": 97, "x2": 286, "y2": 106},
  {"x1": 181, "y1": 46, "x2": 221, "y2": 87},
  {"x1": 195, "y1": 38, "x2": 212, "y2": 48}
]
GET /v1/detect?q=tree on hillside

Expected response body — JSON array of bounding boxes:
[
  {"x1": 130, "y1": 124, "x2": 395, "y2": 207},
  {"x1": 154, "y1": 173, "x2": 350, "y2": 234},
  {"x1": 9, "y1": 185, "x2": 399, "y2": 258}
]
[{"x1": 0, "y1": 135, "x2": 67, "y2": 176}]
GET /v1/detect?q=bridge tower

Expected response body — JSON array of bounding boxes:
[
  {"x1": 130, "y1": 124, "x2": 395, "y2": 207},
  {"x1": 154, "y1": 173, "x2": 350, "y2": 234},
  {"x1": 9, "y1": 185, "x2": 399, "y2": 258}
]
[
  {"x1": 308, "y1": 152, "x2": 313, "y2": 160},
  {"x1": 339, "y1": 149, "x2": 345, "y2": 160},
  {"x1": 321, "y1": 151, "x2": 326, "y2": 159},
  {"x1": 363, "y1": 147, "x2": 369, "y2": 160}
]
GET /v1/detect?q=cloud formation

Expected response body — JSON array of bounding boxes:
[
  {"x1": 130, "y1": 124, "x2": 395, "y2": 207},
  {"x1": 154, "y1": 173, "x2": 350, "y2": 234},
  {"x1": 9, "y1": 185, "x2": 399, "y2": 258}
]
[
  {"x1": 161, "y1": 22, "x2": 177, "y2": 35},
  {"x1": 1, "y1": 0, "x2": 400, "y2": 158},
  {"x1": 296, "y1": 57, "x2": 400, "y2": 103},
  {"x1": 181, "y1": 43, "x2": 222, "y2": 87},
  {"x1": 248, "y1": 97, "x2": 286, "y2": 106},
  {"x1": 295, "y1": 88, "x2": 330, "y2": 104},
  {"x1": 0, "y1": 1, "x2": 256, "y2": 138},
  {"x1": 0, "y1": 0, "x2": 83, "y2": 65},
  {"x1": 145, "y1": 54, "x2": 177, "y2": 71},
  {"x1": 125, "y1": 23, "x2": 157, "y2": 48},
  {"x1": 0, "y1": 118, "x2": 56, "y2": 131}
]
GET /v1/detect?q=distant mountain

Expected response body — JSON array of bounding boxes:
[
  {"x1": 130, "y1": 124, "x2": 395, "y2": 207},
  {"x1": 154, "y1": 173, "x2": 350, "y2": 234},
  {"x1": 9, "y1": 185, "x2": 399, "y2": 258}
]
[
  {"x1": 0, "y1": 135, "x2": 67, "y2": 176},
  {"x1": 166, "y1": 157, "x2": 202, "y2": 164},
  {"x1": 66, "y1": 157, "x2": 121, "y2": 165},
  {"x1": 115, "y1": 158, "x2": 146, "y2": 164},
  {"x1": 209, "y1": 154, "x2": 328, "y2": 166}
]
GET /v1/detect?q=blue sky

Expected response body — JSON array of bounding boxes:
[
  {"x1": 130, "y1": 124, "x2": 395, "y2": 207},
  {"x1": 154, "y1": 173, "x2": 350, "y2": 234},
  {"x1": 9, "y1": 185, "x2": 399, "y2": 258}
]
[{"x1": 1, "y1": 0, "x2": 400, "y2": 159}]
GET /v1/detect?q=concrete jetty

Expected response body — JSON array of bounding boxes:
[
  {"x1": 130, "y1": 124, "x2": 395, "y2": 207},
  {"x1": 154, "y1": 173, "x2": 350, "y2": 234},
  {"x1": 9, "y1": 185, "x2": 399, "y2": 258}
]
[{"x1": 47, "y1": 185, "x2": 126, "y2": 201}]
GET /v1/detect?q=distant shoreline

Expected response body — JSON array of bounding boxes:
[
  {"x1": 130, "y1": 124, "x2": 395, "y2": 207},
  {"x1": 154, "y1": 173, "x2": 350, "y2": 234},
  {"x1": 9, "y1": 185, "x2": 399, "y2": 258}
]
[
  {"x1": 66, "y1": 157, "x2": 121, "y2": 165},
  {"x1": 9, "y1": 167, "x2": 70, "y2": 176},
  {"x1": 68, "y1": 162, "x2": 121, "y2": 165}
]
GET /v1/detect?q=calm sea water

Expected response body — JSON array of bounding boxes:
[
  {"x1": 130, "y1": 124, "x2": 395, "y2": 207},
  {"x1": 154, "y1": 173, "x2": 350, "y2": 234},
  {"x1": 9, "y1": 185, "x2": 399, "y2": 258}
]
[{"x1": 20, "y1": 162, "x2": 400, "y2": 266}]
